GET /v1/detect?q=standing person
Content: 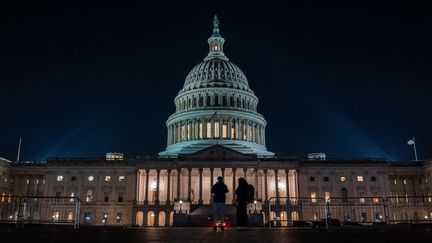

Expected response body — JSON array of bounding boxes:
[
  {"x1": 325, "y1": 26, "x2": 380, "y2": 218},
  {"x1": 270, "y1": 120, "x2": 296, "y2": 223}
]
[
  {"x1": 235, "y1": 177, "x2": 249, "y2": 227},
  {"x1": 211, "y1": 176, "x2": 229, "y2": 230}
]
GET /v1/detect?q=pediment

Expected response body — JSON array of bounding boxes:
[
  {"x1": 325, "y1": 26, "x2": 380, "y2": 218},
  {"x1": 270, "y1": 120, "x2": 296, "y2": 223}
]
[{"x1": 180, "y1": 145, "x2": 257, "y2": 161}]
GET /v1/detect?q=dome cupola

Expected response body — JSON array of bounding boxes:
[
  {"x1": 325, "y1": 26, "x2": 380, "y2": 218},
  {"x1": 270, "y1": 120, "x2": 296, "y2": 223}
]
[{"x1": 159, "y1": 16, "x2": 274, "y2": 158}]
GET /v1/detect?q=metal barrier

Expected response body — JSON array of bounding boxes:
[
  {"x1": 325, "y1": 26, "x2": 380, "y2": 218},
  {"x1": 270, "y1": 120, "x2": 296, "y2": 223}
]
[
  {"x1": 326, "y1": 197, "x2": 386, "y2": 224},
  {"x1": 268, "y1": 197, "x2": 326, "y2": 228},
  {"x1": 0, "y1": 196, "x2": 81, "y2": 229},
  {"x1": 385, "y1": 196, "x2": 432, "y2": 224}
]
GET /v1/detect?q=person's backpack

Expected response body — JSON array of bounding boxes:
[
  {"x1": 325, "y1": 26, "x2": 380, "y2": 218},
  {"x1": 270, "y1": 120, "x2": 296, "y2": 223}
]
[{"x1": 247, "y1": 184, "x2": 255, "y2": 203}]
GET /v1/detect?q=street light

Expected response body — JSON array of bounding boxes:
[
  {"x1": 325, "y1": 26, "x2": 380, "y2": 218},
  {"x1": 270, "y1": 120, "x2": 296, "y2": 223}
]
[
  {"x1": 254, "y1": 200, "x2": 257, "y2": 213},
  {"x1": 179, "y1": 200, "x2": 183, "y2": 213}
]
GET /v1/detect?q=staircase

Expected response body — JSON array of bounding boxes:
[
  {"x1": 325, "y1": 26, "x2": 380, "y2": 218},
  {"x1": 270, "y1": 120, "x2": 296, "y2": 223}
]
[{"x1": 187, "y1": 204, "x2": 237, "y2": 227}]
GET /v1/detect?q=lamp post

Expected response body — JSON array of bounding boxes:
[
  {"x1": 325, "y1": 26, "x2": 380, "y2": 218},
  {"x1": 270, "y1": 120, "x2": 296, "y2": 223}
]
[
  {"x1": 254, "y1": 200, "x2": 257, "y2": 213},
  {"x1": 179, "y1": 200, "x2": 183, "y2": 213}
]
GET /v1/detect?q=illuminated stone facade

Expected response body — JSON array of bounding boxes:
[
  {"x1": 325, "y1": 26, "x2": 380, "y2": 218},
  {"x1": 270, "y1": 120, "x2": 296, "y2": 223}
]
[{"x1": 0, "y1": 17, "x2": 431, "y2": 226}]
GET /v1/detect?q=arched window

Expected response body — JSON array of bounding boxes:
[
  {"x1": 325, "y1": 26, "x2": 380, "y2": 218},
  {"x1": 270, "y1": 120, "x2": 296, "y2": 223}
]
[
  {"x1": 199, "y1": 96, "x2": 203, "y2": 107},
  {"x1": 192, "y1": 97, "x2": 196, "y2": 108},
  {"x1": 214, "y1": 94, "x2": 219, "y2": 106},
  {"x1": 237, "y1": 97, "x2": 240, "y2": 108},
  {"x1": 206, "y1": 96, "x2": 211, "y2": 107},
  {"x1": 229, "y1": 96, "x2": 234, "y2": 107},
  {"x1": 242, "y1": 99, "x2": 245, "y2": 109},
  {"x1": 222, "y1": 96, "x2": 227, "y2": 106}
]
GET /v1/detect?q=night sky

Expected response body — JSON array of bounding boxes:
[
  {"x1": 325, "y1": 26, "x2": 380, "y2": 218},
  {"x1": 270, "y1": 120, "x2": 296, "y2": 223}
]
[{"x1": 1, "y1": 1, "x2": 431, "y2": 161}]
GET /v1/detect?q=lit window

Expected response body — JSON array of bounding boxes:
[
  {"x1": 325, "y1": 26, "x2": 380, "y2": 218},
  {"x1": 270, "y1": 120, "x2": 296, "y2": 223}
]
[
  {"x1": 373, "y1": 197, "x2": 380, "y2": 203},
  {"x1": 359, "y1": 197, "x2": 365, "y2": 203},
  {"x1": 311, "y1": 192, "x2": 317, "y2": 203},
  {"x1": 52, "y1": 211, "x2": 60, "y2": 222},
  {"x1": 4, "y1": 178, "x2": 7, "y2": 183},
  {"x1": 340, "y1": 176, "x2": 346, "y2": 182},
  {"x1": 403, "y1": 179, "x2": 407, "y2": 185},
  {"x1": 86, "y1": 189, "x2": 93, "y2": 203},
  {"x1": 394, "y1": 180, "x2": 397, "y2": 185},
  {"x1": 67, "y1": 212, "x2": 74, "y2": 221},
  {"x1": 36, "y1": 179, "x2": 39, "y2": 184},
  {"x1": 324, "y1": 192, "x2": 331, "y2": 202},
  {"x1": 206, "y1": 122, "x2": 211, "y2": 138},
  {"x1": 26, "y1": 179, "x2": 29, "y2": 184},
  {"x1": 105, "y1": 176, "x2": 111, "y2": 182},
  {"x1": 119, "y1": 176, "x2": 125, "y2": 182},
  {"x1": 88, "y1": 176, "x2": 94, "y2": 182},
  {"x1": 357, "y1": 176, "x2": 364, "y2": 182},
  {"x1": 222, "y1": 122, "x2": 228, "y2": 138},
  {"x1": 57, "y1": 176, "x2": 63, "y2": 182},
  {"x1": 214, "y1": 121, "x2": 220, "y2": 138}
]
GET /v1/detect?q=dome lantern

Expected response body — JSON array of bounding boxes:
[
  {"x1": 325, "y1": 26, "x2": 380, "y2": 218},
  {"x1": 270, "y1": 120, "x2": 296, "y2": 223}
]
[{"x1": 205, "y1": 15, "x2": 228, "y2": 61}]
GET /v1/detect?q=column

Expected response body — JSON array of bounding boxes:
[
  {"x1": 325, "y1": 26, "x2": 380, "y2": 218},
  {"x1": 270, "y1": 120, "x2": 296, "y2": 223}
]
[
  {"x1": 232, "y1": 168, "x2": 237, "y2": 204},
  {"x1": 210, "y1": 168, "x2": 214, "y2": 204},
  {"x1": 199, "y1": 168, "x2": 203, "y2": 204},
  {"x1": 264, "y1": 169, "x2": 268, "y2": 203},
  {"x1": 167, "y1": 169, "x2": 171, "y2": 204},
  {"x1": 254, "y1": 168, "x2": 259, "y2": 199},
  {"x1": 144, "y1": 169, "x2": 149, "y2": 204},
  {"x1": 219, "y1": 118, "x2": 223, "y2": 138},
  {"x1": 235, "y1": 119, "x2": 239, "y2": 140},
  {"x1": 188, "y1": 168, "x2": 192, "y2": 202},
  {"x1": 156, "y1": 169, "x2": 160, "y2": 205},
  {"x1": 246, "y1": 122, "x2": 250, "y2": 141},
  {"x1": 173, "y1": 124, "x2": 177, "y2": 143},
  {"x1": 177, "y1": 169, "x2": 181, "y2": 200},
  {"x1": 285, "y1": 169, "x2": 290, "y2": 199},
  {"x1": 228, "y1": 119, "x2": 232, "y2": 139},
  {"x1": 203, "y1": 119, "x2": 207, "y2": 139},
  {"x1": 194, "y1": 120, "x2": 198, "y2": 140},
  {"x1": 211, "y1": 120, "x2": 215, "y2": 139},
  {"x1": 243, "y1": 168, "x2": 247, "y2": 181},
  {"x1": 274, "y1": 169, "x2": 279, "y2": 204},
  {"x1": 252, "y1": 123, "x2": 255, "y2": 143},
  {"x1": 184, "y1": 120, "x2": 188, "y2": 141},
  {"x1": 135, "y1": 170, "x2": 141, "y2": 202}
]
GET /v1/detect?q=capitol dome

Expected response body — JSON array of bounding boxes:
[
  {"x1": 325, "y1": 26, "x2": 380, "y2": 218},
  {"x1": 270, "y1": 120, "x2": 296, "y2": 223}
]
[{"x1": 159, "y1": 16, "x2": 274, "y2": 158}]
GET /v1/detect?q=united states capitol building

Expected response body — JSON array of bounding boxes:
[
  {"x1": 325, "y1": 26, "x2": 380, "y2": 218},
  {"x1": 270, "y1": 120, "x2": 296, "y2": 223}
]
[{"x1": 1, "y1": 17, "x2": 431, "y2": 227}]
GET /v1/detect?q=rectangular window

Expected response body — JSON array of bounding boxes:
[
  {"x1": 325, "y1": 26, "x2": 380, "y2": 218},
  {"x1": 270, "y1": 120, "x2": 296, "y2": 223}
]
[
  {"x1": 71, "y1": 176, "x2": 77, "y2": 182},
  {"x1": 198, "y1": 121, "x2": 203, "y2": 139},
  {"x1": 323, "y1": 176, "x2": 329, "y2": 182},
  {"x1": 324, "y1": 191, "x2": 331, "y2": 202},
  {"x1": 57, "y1": 175, "x2": 63, "y2": 182},
  {"x1": 67, "y1": 211, "x2": 74, "y2": 221},
  {"x1": 55, "y1": 192, "x2": 61, "y2": 197},
  {"x1": 118, "y1": 192, "x2": 124, "y2": 203},
  {"x1": 84, "y1": 213, "x2": 92, "y2": 222},
  {"x1": 116, "y1": 213, "x2": 122, "y2": 223},
  {"x1": 104, "y1": 192, "x2": 109, "y2": 202},
  {"x1": 187, "y1": 124, "x2": 191, "y2": 140},
  {"x1": 52, "y1": 211, "x2": 60, "y2": 222},
  {"x1": 311, "y1": 192, "x2": 317, "y2": 203},
  {"x1": 357, "y1": 176, "x2": 364, "y2": 182},
  {"x1": 206, "y1": 122, "x2": 211, "y2": 138},
  {"x1": 119, "y1": 176, "x2": 125, "y2": 182},
  {"x1": 105, "y1": 176, "x2": 111, "y2": 182},
  {"x1": 222, "y1": 122, "x2": 228, "y2": 138},
  {"x1": 231, "y1": 124, "x2": 236, "y2": 138},
  {"x1": 371, "y1": 176, "x2": 377, "y2": 182},
  {"x1": 309, "y1": 177, "x2": 315, "y2": 182},
  {"x1": 214, "y1": 121, "x2": 220, "y2": 138},
  {"x1": 373, "y1": 197, "x2": 380, "y2": 203}
]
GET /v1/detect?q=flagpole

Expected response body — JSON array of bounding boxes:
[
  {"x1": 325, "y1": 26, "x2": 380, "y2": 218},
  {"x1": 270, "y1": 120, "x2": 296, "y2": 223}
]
[
  {"x1": 17, "y1": 138, "x2": 22, "y2": 162},
  {"x1": 412, "y1": 137, "x2": 418, "y2": 162}
]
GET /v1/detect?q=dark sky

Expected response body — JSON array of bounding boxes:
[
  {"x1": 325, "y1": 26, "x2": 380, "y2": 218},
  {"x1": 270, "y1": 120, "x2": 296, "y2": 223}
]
[{"x1": 1, "y1": 1, "x2": 431, "y2": 161}]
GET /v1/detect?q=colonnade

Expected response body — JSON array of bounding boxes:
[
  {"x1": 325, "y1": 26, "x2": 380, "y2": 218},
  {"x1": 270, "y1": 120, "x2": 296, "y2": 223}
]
[
  {"x1": 167, "y1": 118, "x2": 265, "y2": 146},
  {"x1": 136, "y1": 168, "x2": 297, "y2": 205}
]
